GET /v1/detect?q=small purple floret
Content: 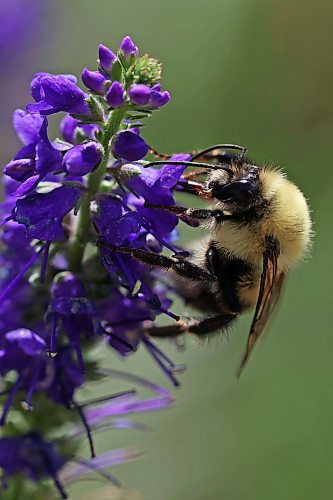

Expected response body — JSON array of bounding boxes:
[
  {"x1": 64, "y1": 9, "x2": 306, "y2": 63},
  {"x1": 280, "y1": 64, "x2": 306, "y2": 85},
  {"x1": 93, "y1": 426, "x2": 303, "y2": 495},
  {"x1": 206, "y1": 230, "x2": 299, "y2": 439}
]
[
  {"x1": 13, "y1": 185, "x2": 82, "y2": 241},
  {"x1": 63, "y1": 142, "x2": 103, "y2": 176},
  {"x1": 106, "y1": 81, "x2": 125, "y2": 108},
  {"x1": 81, "y1": 68, "x2": 106, "y2": 94},
  {"x1": 128, "y1": 84, "x2": 151, "y2": 106},
  {"x1": 120, "y1": 35, "x2": 139, "y2": 57},
  {"x1": 27, "y1": 75, "x2": 89, "y2": 115},
  {"x1": 99, "y1": 44, "x2": 117, "y2": 71},
  {"x1": 112, "y1": 130, "x2": 148, "y2": 161}
]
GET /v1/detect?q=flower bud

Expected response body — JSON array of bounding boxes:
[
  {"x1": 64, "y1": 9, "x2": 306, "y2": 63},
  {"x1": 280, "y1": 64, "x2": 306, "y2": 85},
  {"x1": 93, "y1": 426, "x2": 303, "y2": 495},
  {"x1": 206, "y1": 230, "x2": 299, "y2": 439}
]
[
  {"x1": 150, "y1": 90, "x2": 170, "y2": 108},
  {"x1": 4, "y1": 159, "x2": 35, "y2": 182},
  {"x1": 105, "y1": 81, "x2": 125, "y2": 108},
  {"x1": 132, "y1": 54, "x2": 162, "y2": 86},
  {"x1": 98, "y1": 44, "x2": 117, "y2": 72},
  {"x1": 81, "y1": 68, "x2": 106, "y2": 94},
  {"x1": 120, "y1": 36, "x2": 138, "y2": 57},
  {"x1": 128, "y1": 84, "x2": 151, "y2": 106}
]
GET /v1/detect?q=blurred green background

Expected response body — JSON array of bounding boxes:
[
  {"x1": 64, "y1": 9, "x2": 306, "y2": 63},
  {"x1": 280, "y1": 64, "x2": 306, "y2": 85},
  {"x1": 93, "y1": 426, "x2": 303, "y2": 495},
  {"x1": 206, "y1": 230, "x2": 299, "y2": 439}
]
[{"x1": 1, "y1": 1, "x2": 333, "y2": 499}]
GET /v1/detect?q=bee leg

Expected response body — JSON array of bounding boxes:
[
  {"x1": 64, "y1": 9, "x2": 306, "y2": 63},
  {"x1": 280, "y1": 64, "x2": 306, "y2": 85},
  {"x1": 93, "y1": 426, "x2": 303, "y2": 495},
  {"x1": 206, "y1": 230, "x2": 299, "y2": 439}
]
[
  {"x1": 148, "y1": 146, "x2": 171, "y2": 159},
  {"x1": 97, "y1": 240, "x2": 216, "y2": 283},
  {"x1": 143, "y1": 203, "x2": 228, "y2": 224},
  {"x1": 146, "y1": 313, "x2": 237, "y2": 338}
]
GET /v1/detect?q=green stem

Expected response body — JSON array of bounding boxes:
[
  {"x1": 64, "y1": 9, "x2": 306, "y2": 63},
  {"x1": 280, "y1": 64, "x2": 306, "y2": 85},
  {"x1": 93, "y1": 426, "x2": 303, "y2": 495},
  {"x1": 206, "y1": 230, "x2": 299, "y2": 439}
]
[{"x1": 68, "y1": 106, "x2": 127, "y2": 272}]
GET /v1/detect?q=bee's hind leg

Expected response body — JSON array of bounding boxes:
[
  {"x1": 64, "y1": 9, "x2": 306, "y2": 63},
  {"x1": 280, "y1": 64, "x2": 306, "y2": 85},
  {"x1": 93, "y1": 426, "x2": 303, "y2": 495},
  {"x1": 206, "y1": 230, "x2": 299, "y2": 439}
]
[{"x1": 146, "y1": 313, "x2": 237, "y2": 339}]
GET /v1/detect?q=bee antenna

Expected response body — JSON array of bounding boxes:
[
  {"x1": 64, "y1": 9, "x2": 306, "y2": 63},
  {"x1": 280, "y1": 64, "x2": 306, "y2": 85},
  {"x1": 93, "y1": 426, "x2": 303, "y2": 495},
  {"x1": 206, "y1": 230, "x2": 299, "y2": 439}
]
[
  {"x1": 190, "y1": 144, "x2": 247, "y2": 161},
  {"x1": 143, "y1": 160, "x2": 233, "y2": 174}
]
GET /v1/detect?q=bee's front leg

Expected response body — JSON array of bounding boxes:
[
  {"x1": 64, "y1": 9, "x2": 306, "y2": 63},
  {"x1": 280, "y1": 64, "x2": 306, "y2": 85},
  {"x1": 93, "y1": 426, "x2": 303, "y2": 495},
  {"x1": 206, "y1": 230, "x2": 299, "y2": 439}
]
[
  {"x1": 97, "y1": 240, "x2": 216, "y2": 283},
  {"x1": 143, "y1": 203, "x2": 228, "y2": 224}
]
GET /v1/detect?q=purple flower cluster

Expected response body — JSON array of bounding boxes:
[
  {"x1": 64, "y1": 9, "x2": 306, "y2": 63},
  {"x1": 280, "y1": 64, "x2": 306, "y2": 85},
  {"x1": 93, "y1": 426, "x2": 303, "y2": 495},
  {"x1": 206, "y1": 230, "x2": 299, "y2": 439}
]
[{"x1": 0, "y1": 35, "x2": 187, "y2": 498}]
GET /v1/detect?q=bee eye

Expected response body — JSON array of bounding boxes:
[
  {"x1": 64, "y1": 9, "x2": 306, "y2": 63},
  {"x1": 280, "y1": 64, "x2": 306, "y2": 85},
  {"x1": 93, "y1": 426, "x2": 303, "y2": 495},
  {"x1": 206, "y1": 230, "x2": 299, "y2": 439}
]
[{"x1": 212, "y1": 179, "x2": 258, "y2": 203}]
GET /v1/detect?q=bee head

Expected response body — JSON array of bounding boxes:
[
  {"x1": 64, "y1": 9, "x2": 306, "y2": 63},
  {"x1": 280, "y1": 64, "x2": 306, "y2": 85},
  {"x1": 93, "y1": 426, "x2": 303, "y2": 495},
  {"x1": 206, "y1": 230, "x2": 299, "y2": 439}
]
[{"x1": 207, "y1": 164, "x2": 260, "y2": 206}]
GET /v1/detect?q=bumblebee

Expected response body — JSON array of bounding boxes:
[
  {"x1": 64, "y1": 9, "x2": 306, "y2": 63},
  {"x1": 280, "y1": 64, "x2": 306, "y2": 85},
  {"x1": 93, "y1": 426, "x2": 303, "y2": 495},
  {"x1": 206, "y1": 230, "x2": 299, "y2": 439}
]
[{"x1": 100, "y1": 144, "x2": 312, "y2": 373}]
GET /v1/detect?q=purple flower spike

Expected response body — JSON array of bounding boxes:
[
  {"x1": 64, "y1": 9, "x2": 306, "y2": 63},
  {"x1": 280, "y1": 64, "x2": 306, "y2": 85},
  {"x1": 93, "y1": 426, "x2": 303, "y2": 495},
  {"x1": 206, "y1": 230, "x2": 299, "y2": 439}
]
[
  {"x1": 128, "y1": 84, "x2": 151, "y2": 106},
  {"x1": 105, "y1": 81, "x2": 125, "y2": 108},
  {"x1": 81, "y1": 68, "x2": 106, "y2": 94},
  {"x1": 13, "y1": 185, "x2": 83, "y2": 241},
  {"x1": 112, "y1": 131, "x2": 148, "y2": 161},
  {"x1": 99, "y1": 44, "x2": 117, "y2": 71},
  {"x1": 63, "y1": 142, "x2": 103, "y2": 176},
  {"x1": 120, "y1": 35, "x2": 139, "y2": 57},
  {"x1": 27, "y1": 75, "x2": 89, "y2": 116}
]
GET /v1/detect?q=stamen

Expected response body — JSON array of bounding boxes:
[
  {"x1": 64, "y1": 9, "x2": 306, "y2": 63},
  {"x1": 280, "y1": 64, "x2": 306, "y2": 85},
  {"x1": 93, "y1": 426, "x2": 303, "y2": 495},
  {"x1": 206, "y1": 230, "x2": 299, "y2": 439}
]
[
  {"x1": 0, "y1": 245, "x2": 45, "y2": 302},
  {"x1": 159, "y1": 307, "x2": 180, "y2": 322},
  {"x1": 142, "y1": 336, "x2": 181, "y2": 387},
  {"x1": 0, "y1": 376, "x2": 21, "y2": 426},
  {"x1": 79, "y1": 389, "x2": 136, "y2": 408},
  {"x1": 74, "y1": 338, "x2": 86, "y2": 373},
  {"x1": 70, "y1": 457, "x2": 121, "y2": 488},
  {"x1": 47, "y1": 314, "x2": 58, "y2": 357},
  {"x1": 71, "y1": 400, "x2": 96, "y2": 459},
  {"x1": 40, "y1": 241, "x2": 51, "y2": 283},
  {"x1": 22, "y1": 361, "x2": 44, "y2": 411},
  {"x1": 104, "y1": 330, "x2": 137, "y2": 352}
]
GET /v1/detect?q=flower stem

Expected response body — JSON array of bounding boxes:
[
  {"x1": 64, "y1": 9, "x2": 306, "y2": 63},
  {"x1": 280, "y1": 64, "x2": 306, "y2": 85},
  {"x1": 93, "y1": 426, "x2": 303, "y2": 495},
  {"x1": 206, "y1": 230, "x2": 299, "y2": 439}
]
[{"x1": 68, "y1": 106, "x2": 127, "y2": 272}]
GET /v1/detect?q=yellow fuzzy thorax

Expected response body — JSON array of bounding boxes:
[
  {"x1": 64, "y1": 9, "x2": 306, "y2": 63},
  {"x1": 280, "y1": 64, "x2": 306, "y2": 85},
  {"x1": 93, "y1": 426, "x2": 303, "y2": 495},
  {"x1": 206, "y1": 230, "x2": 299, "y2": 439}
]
[{"x1": 213, "y1": 167, "x2": 312, "y2": 272}]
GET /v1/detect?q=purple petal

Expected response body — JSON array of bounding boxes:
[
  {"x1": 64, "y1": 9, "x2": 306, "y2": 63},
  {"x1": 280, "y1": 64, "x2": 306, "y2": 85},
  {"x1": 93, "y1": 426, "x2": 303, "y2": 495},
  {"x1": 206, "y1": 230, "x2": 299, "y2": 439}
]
[
  {"x1": 60, "y1": 115, "x2": 79, "y2": 143},
  {"x1": 154, "y1": 153, "x2": 191, "y2": 189},
  {"x1": 150, "y1": 90, "x2": 171, "y2": 108},
  {"x1": 128, "y1": 84, "x2": 151, "y2": 106},
  {"x1": 119, "y1": 36, "x2": 138, "y2": 57},
  {"x1": 4, "y1": 159, "x2": 35, "y2": 182},
  {"x1": 31, "y1": 72, "x2": 77, "y2": 101},
  {"x1": 28, "y1": 75, "x2": 89, "y2": 115},
  {"x1": 105, "y1": 81, "x2": 125, "y2": 108},
  {"x1": 98, "y1": 44, "x2": 117, "y2": 71},
  {"x1": 14, "y1": 185, "x2": 83, "y2": 241},
  {"x1": 63, "y1": 142, "x2": 103, "y2": 176},
  {"x1": 13, "y1": 109, "x2": 44, "y2": 145},
  {"x1": 81, "y1": 68, "x2": 106, "y2": 94},
  {"x1": 5, "y1": 328, "x2": 46, "y2": 355},
  {"x1": 112, "y1": 131, "x2": 148, "y2": 161},
  {"x1": 13, "y1": 174, "x2": 40, "y2": 197}
]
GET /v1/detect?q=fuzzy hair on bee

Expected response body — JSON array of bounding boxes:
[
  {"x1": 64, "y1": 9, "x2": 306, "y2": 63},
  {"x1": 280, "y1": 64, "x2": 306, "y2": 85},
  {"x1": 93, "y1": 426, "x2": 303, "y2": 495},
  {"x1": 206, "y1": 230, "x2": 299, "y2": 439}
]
[{"x1": 99, "y1": 144, "x2": 312, "y2": 374}]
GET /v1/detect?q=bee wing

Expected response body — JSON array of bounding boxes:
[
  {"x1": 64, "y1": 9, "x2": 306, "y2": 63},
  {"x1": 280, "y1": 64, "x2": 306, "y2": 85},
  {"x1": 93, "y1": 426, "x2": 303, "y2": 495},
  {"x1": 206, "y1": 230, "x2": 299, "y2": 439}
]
[{"x1": 238, "y1": 250, "x2": 286, "y2": 375}]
